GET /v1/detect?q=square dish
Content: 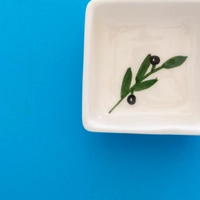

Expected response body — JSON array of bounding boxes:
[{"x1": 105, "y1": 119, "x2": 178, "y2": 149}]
[{"x1": 82, "y1": 0, "x2": 200, "y2": 134}]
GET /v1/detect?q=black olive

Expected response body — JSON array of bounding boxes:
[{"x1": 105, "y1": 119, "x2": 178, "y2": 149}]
[
  {"x1": 127, "y1": 95, "x2": 136, "y2": 105},
  {"x1": 150, "y1": 55, "x2": 160, "y2": 65}
]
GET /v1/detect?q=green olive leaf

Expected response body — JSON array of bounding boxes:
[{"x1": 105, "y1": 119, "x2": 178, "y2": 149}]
[
  {"x1": 162, "y1": 56, "x2": 188, "y2": 69},
  {"x1": 135, "y1": 54, "x2": 151, "y2": 83},
  {"x1": 135, "y1": 78, "x2": 158, "y2": 91},
  {"x1": 121, "y1": 68, "x2": 132, "y2": 98}
]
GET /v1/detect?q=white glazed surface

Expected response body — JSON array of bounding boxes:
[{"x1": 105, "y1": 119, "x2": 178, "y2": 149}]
[{"x1": 83, "y1": 0, "x2": 200, "y2": 134}]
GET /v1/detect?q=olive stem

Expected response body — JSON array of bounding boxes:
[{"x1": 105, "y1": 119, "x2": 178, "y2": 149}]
[
  {"x1": 151, "y1": 64, "x2": 156, "y2": 72},
  {"x1": 141, "y1": 65, "x2": 163, "y2": 81},
  {"x1": 109, "y1": 65, "x2": 164, "y2": 113},
  {"x1": 109, "y1": 88, "x2": 136, "y2": 114},
  {"x1": 108, "y1": 98, "x2": 124, "y2": 114}
]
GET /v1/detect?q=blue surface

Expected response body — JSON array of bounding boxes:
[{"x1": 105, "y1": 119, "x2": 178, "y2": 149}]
[{"x1": 0, "y1": 1, "x2": 200, "y2": 199}]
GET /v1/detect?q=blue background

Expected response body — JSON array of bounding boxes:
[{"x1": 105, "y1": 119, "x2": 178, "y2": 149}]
[{"x1": 0, "y1": 0, "x2": 200, "y2": 199}]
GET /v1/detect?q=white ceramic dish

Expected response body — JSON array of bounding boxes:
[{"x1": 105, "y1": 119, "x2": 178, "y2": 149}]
[{"x1": 82, "y1": 0, "x2": 200, "y2": 134}]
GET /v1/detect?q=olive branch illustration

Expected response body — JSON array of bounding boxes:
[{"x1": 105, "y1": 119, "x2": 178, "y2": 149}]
[{"x1": 109, "y1": 54, "x2": 188, "y2": 114}]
